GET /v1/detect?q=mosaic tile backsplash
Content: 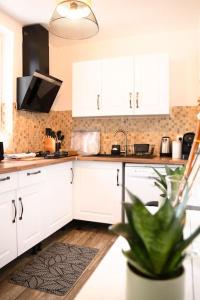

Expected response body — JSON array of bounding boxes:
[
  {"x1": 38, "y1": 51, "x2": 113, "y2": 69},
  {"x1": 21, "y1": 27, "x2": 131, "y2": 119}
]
[
  {"x1": 2, "y1": 105, "x2": 199, "y2": 155},
  {"x1": 5, "y1": 104, "x2": 72, "y2": 153},
  {"x1": 73, "y1": 106, "x2": 199, "y2": 155}
]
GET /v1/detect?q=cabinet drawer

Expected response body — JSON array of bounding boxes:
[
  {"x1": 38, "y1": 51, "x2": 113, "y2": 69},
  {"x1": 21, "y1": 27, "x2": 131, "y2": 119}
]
[
  {"x1": 19, "y1": 167, "x2": 45, "y2": 187},
  {"x1": 0, "y1": 172, "x2": 18, "y2": 193},
  {"x1": 45, "y1": 162, "x2": 72, "y2": 179}
]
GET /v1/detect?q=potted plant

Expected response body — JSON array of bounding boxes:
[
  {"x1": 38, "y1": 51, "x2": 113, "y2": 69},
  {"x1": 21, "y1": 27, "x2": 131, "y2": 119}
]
[
  {"x1": 110, "y1": 189, "x2": 200, "y2": 300},
  {"x1": 154, "y1": 165, "x2": 185, "y2": 199}
]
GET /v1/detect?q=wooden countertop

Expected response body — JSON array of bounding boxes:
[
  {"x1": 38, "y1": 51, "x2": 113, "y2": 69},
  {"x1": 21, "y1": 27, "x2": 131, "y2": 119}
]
[
  {"x1": 77, "y1": 155, "x2": 186, "y2": 165},
  {"x1": 0, "y1": 155, "x2": 185, "y2": 174},
  {"x1": 0, "y1": 156, "x2": 76, "y2": 174}
]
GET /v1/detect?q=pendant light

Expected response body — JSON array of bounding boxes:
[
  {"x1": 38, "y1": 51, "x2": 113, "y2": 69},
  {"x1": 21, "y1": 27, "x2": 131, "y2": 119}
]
[{"x1": 49, "y1": 0, "x2": 99, "y2": 39}]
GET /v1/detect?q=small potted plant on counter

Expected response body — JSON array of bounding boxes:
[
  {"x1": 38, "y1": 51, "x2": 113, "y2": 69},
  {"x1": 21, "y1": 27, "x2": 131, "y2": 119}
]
[{"x1": 110, "y1": 189, "x2": 200, "y2": 300}]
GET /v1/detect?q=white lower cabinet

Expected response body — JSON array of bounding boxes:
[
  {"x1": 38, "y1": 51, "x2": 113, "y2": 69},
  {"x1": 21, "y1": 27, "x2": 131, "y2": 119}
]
[
  {"x1": 0, "y1": 191, "x2": 17, "y2": 269},
  {"x1": 0, "y1": 162, "x2": 73, "y2": 269},
  {"x1": 17, "y1": 184, "x2": 44, "y2": 255},
  {"x1": 73, "y1": 161, "x2": 122, "y2": 224},
  {"x1": 44, "y1": 162, "x2": 73, "y2": 237}
]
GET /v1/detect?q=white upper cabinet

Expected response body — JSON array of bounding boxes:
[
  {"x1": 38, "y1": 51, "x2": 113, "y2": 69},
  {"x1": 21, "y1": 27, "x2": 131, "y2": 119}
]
[
  {"x1": 101, "y1": 57, "x2": 134, "y2": 116},
  {"x1": 134, "y1": 54, "x2": 169, "y2": 115},
  {"x1": 72, "y1": 60, "x2": 101, "y2": 117},
  {"x1": 72, "y1": 54, "x2": 170, "y2": 117}
]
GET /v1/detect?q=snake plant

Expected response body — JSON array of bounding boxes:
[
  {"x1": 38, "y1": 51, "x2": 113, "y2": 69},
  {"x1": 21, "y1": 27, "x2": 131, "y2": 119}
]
[
  {"x1": 110, "y1": 189, "x2": 200, "y2": 279},
  {"x1": 154, "y1": 165, "x2": 185, "y2": 198}
]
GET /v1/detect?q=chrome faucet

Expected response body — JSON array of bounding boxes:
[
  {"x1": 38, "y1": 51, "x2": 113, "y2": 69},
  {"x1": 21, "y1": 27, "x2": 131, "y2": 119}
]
[{"x1": 114, "y1": 129, "x2": 128, "y2": 156}]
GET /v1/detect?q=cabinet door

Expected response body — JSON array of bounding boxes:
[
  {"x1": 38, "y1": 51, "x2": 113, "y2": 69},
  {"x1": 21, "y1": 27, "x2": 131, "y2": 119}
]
[
  {"x1": 17, "y1": 184, "x2": 44, "y2": 255},
  {"x1": 134, "y1": 54, "x2": 169, "y2": 115},
  {"x1": 44, "y1": 162, "x2": 73, "y2": 237},
  {"x1": 0, "y1": 191, "x2": 17, "y2": 268},
  {"x1": 101, "y1": 57, "x2": 134, "y2": 116},
  {"x1": 72, "y1": 60, "x2": 101, "y2": 117},
  {"x1": 73, "y1": 162, "x2": 122, "y2": 224}
]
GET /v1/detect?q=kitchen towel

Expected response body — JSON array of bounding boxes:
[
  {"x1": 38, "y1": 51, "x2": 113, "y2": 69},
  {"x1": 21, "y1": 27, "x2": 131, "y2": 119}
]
[{"x1": 9, "y1": 242, "x2": 98, "y2": 296}]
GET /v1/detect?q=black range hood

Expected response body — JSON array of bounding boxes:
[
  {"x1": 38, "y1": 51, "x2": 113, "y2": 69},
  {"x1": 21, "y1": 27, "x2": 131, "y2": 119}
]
[{"x1": 17, "y1": 24, "x2": 62, "y2": 113}]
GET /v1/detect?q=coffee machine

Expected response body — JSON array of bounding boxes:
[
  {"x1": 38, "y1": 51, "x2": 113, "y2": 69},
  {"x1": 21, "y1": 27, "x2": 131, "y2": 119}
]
[
  {"x1": 182, "y1": 132, "x2": 195, "y2": 159},
  {"x1": 0, "y1": 142, "x2": 4, "y2": 161}
]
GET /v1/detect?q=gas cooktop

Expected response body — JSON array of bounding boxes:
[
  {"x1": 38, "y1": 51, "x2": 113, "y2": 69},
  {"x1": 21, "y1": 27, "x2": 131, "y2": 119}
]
[{"x1": 36, "y1": 151, "x2": 69, "y2": 159}]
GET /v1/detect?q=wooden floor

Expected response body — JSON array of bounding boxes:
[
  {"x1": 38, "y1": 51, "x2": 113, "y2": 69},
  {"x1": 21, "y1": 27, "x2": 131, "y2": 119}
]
[{"x1": 0, "y1": 221, "x2": 116, "y2": 300}]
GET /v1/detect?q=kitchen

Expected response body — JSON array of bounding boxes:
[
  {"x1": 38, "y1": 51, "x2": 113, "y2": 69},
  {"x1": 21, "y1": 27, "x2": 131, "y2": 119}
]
[{"x1": 0, "y1": 1, "x2": 200, "y2": 299}]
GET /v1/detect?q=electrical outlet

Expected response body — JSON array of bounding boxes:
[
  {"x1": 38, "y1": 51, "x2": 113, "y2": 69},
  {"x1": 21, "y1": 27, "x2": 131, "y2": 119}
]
[{"x1": 176, "y1": 134, "x2": 183, "y2": 141}]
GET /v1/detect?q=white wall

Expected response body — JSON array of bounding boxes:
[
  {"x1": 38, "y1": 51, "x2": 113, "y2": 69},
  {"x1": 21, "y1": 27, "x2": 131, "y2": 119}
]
[
  {"x1": 0, "y1": 10, "x2": 22, "y2": 103},
  {"x1": 0, "y1": 10, "x2": 22, "y2": 148},
  {"x1": 50, "y1": 29, "x2": 199, "y2": 111}
]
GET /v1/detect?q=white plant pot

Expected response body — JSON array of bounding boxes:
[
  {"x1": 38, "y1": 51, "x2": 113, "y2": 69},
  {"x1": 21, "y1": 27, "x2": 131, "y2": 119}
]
[{"x1": 126, "y1": 264, "x2": 185, "y2": 300}]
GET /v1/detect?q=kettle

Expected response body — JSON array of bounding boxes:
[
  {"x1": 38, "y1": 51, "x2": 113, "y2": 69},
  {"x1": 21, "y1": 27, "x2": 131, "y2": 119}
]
[{"x1": 160, "y1": 137, "x2": 171, "y2": 157}]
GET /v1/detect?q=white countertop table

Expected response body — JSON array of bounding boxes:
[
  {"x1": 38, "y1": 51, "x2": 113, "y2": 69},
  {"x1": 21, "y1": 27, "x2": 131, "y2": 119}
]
[{"x1": 76, "y1": 210, "x2": 200, "y2": 300}]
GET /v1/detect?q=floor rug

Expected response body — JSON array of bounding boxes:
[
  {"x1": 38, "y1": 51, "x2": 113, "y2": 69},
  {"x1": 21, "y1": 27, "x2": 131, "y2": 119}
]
[{"x1": 9, "y1": 242, "x2": 98, "y2": 296}]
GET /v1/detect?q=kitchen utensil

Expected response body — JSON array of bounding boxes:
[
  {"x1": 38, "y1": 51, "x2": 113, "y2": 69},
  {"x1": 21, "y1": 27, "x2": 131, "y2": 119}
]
[
  {"x1": 160, "y1": 137, "x2": 171, "y2": 157},
  {"x1": 45, "y1": 128, "x2": 52, "y2": 137},
  {"x1": 57, "y1": 130, "x2": 62, "y2": 139},
  {"x1": 51, "y1": 131, "x2": 56, "y2": 139}
]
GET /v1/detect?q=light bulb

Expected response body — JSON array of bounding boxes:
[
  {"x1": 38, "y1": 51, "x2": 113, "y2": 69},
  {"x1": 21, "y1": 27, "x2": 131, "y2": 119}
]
[{"x1": 57, "y1": 1, "x2": 91, "y2": 20}]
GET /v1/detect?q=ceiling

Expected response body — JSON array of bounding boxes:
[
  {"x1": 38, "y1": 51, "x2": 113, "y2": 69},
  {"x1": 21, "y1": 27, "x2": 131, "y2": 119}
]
[{"x1": 0, "y1": 0, "x2": 200, "y2": 41}]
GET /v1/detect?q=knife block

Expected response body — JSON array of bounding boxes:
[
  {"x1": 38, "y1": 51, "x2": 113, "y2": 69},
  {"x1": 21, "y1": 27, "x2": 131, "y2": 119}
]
[{"x1": 44, "y1": 137, "x2": 55, "y2": 153}]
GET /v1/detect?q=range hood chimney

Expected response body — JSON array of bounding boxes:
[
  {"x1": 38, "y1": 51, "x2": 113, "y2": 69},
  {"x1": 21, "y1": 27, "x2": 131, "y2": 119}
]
[
  {"x1": 22, "y1": 24, "x2": 49, "y2": 76},
  {"x1": 17, "y1": 24, "x2": 62, "y2": 113}
]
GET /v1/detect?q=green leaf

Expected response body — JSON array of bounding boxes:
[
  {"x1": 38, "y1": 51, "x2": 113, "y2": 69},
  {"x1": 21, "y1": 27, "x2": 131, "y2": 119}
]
[
  {"x1": 123, "y1": 202, "x2": 135, "y2": 230},
  {"x1": 164, "y1": 251, "x2": 184, "y2": 274},
  {"x1": 110, "y1": 180, "x2": 200, "y2": 279},
  {"x1": 110, "y1": 223, "x2": 132, "y2": 240},
  {"x1": 153, "y1": 168, "x2": 167, "y2": 189},
  {"x1": 165, "y1": 165, "x2": 174, "y2": 176},
  {"x1": 154, "y1": 199, "x2": 174, "y2": 229},
  {"x1": 123, "y1": 250, "x2": 153, "y2": 277},
  {"x1": 154, "y1": 181, "x2": 167, "y2": 196},
  {"x1": 127, "y1": 190, "x2": 185, "y2": 274},
  {"x1": 175, "y1": 226, "x2": 200, "y2": 255}
]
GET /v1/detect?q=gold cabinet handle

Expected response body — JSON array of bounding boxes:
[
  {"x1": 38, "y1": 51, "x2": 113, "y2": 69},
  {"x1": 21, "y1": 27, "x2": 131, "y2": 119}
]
[
  {"x1": 129, "y1": 92, "x2": 132, "y2": 109},
  {"x1": 136, "y1": 92, "x2": 139, "y2": 109},
  {"x1": 97, "y1": 94, "x2": 100, "y2": 110}
]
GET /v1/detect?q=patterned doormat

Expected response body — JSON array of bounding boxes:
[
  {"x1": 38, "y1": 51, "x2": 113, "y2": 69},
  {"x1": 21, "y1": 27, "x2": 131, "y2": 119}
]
[{"x1": 9, "y1": 243, "x2": 98, "y2": 296}]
